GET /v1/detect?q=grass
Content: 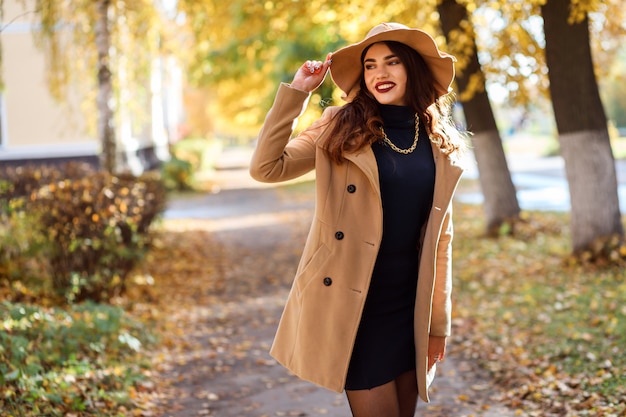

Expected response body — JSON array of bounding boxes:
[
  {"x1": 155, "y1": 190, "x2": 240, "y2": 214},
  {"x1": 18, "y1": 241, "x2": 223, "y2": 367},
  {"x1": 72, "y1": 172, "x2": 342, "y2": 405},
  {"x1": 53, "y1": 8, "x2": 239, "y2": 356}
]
[
  {"x1": 451, "y1": 204, "x2": 626, "y2": 415},
  {"x1": 2, "y1": 172, "x2": 625, "y2": 415},
  {"x1": 269, "y1": 180, "x2": 626, "y2": 415},
  {"x1": 0, "y1": 301, "x2": 156, "y2": 416}
]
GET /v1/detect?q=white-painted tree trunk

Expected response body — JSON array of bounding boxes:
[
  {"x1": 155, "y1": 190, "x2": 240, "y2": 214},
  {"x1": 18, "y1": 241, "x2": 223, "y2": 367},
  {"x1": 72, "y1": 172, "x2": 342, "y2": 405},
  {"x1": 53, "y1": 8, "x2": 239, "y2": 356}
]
[
  {"x1": 558, "y1": 130, "x2": 623, "y2": 251},
  {"x1": 437, "y1": 0, "x2": 521, "y2": 233},
  {"x1": 542, "y1": 0, "x2": 624, "y2": 253}
]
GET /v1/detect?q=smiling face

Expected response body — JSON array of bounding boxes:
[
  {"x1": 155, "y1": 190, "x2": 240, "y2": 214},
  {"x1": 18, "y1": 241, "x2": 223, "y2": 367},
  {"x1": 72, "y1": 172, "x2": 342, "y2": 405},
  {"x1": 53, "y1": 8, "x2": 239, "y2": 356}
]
[{"x1": 362, "y1": 42, "x2": 408, "y2": 106}]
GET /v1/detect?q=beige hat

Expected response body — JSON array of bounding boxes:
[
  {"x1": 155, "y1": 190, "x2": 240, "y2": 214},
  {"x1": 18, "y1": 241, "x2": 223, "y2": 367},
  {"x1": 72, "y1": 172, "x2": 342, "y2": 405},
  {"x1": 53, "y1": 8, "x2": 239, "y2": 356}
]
[{"x1": 330, "y1": 22, "x2": 456, "y2": 100}]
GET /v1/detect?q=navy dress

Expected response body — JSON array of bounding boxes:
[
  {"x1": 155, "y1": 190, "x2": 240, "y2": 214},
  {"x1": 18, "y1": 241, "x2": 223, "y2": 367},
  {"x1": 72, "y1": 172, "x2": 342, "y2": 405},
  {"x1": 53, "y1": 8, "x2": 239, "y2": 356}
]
[{"x1": 345, "y1": 104, "x2": 435, "y2": 390}]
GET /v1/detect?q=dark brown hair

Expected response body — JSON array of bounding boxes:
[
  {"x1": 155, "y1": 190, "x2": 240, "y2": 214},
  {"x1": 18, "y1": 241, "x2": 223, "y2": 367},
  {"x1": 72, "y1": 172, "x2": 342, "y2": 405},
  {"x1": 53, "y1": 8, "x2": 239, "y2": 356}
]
[{"x1": 322, "y1": 41, "x2": 464, "y2": 163}]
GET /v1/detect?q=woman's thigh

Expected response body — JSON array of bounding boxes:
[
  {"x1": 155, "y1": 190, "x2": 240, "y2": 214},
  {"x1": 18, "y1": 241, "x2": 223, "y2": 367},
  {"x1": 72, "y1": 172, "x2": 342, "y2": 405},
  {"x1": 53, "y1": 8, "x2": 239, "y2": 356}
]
[{"x1": 345, "y1": 370, "x2": 418, "y2": 417}]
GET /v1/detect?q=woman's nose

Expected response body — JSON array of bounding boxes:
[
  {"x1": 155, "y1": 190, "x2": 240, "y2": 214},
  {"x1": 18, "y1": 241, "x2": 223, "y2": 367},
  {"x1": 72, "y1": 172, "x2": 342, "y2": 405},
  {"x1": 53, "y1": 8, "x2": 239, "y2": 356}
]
[{"x1": 374, "y1": 68, "x2": 388, "y2": 78}]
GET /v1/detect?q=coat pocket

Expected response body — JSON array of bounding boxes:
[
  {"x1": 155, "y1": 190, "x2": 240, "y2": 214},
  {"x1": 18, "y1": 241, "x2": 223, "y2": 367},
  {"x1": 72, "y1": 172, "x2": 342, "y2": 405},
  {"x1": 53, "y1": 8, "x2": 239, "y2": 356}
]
[{"x1": 294, "y1": 243, "x2": 331, "y2": 297}]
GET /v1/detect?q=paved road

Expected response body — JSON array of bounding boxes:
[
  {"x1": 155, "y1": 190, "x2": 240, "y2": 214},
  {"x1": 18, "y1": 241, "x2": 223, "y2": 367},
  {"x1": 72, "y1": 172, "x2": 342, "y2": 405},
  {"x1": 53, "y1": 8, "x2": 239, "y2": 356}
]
[
  {"x1": 160, "y1": 145, "x2": 626, "y2": 417},
  {"x1": 159, "y1": 168, "x2": 517, "y2": 417},
  {"x1": 459, "y1": 155, "x2": 626, "y2": 212},
  {"x1": 165, "y1": 146, "x2": 626, "y2": 219}
]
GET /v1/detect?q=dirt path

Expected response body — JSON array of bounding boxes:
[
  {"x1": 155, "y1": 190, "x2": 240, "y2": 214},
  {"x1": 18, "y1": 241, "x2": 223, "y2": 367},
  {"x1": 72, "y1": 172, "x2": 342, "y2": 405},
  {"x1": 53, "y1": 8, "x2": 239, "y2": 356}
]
[{"x1": 151, "y1": 180, "x2": 517, "y2": 417}]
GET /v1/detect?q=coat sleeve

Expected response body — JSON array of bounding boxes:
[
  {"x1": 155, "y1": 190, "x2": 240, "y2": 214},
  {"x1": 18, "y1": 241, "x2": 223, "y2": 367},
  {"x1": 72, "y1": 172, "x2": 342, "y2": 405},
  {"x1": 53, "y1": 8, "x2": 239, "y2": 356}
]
[
  {"x1": 430, "y1": 203, "x2": 454, "y2": 337},
  {"x1": 249, "y1": 83, "x2": 335, "y2": 183}
]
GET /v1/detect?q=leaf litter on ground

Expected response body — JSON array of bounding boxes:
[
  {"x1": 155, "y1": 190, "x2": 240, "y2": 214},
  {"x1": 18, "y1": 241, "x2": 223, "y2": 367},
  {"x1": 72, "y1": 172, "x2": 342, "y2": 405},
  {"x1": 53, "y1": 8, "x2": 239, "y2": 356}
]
[{"x1": 122, "y1": 184, "x2": 625, "y2": 417}]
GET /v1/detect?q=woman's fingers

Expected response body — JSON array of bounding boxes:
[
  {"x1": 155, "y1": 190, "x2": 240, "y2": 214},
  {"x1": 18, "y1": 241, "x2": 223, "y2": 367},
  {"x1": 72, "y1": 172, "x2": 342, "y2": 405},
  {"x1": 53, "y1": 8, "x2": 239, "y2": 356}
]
[
  {"x1": 303, "y1": 60, "x2": 325, "y2": 74},
  {"x1": 292, "y1": 54, "x2": 332, "y2": 92},
  {"x1": 302, "y1": 53, "x2": 332, "y2": 75}
]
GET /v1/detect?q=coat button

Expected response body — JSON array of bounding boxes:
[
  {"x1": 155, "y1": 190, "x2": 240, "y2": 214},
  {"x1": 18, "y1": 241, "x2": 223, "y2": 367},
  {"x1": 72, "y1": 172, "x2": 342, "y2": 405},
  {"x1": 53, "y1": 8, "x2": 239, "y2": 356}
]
[
  {"x1": 323, "y1": 277, "x2": 332, "y2": 286},
  {"x1": 335, "y1": 231, "x2": 344, "y2": 240},
  {"x1": 347, "y1": 184, "x2": 356, "y2": 193}
]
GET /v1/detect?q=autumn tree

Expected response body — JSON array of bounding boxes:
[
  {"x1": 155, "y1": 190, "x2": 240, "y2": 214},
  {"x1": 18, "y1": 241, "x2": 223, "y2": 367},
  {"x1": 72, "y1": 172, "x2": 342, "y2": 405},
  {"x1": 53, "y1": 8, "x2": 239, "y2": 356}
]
[
  {"x1": 94, "y1": 0, "x2": 115, "y2": 173},
  {"x1": 176, "y1": 0, "x2": 624, "y2": 253},
  {"x1": 17, "y1": 0, "x2": 167, "y2": 173},
  {"x1": 176, "y1": 0, "x2": 524, "y2": 234},
  {"x1": 176, "y1": 0, "x2": 343, "y2": 136},
  {"x1": 448, "y1": 0, "x2": 624, "y2": 253},
  {"x1": 438, "y1": 0, "x2": 521, "y2": 234},
  {"x1": 541, "y1": 0, "x2": 623, "y2": 252},
  {"x1": 175, "y1": 0, "x2": 456, "y2": 134}
]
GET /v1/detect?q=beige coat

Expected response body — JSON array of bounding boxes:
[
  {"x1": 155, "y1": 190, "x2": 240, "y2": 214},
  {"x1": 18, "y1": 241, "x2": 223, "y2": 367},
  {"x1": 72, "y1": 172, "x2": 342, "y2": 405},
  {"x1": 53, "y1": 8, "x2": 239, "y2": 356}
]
[{"x1": 249, "y1": 83, "x2": 464, "y2": 402}]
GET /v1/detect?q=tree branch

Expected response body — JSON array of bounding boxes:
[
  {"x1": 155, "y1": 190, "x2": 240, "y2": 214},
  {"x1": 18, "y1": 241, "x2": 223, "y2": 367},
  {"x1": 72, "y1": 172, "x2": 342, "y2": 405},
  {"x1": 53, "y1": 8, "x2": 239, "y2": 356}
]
[{"x1": 0, "y1": 8, "x2": 39, "y2": 33}]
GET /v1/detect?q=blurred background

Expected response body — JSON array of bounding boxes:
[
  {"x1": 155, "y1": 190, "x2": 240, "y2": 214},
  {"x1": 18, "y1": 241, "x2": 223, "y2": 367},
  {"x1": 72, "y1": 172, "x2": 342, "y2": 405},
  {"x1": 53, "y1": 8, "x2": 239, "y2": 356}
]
[
  {"x1": 1, "y1": 0, "x2": 624, "y2": 168},
  {"x1": 2, "y1": 2, "x2": 626, "y2": 416}
]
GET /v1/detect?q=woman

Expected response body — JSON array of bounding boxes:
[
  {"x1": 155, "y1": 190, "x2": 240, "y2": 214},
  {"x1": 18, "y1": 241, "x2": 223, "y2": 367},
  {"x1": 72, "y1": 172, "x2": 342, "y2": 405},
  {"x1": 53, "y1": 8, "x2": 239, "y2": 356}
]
[{"x1": 250, "y1": 22, "x2": 466, "y2": 417}]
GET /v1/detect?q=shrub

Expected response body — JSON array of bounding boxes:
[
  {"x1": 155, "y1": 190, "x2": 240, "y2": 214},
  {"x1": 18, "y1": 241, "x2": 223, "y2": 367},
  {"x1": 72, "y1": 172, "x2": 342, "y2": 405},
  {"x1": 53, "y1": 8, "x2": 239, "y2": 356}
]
[
  {"x1": 160, "y1": 155, "x2": 194, "y2": 190},
  {"x1": 0, "y1": 162, "x2": 93, "y2": 202},
  {"x1": 0, "y1": 201, "x2": 52, "y2": 300},
  {"x1": 0, "y1": 164, "x2": 167, "y2": 304},
  {"x1": 0, "y1": 301, "x2": 154, "y2": 415},
  {"x1": 34, "y1": 171, "x2": 167, "y2": 302}
]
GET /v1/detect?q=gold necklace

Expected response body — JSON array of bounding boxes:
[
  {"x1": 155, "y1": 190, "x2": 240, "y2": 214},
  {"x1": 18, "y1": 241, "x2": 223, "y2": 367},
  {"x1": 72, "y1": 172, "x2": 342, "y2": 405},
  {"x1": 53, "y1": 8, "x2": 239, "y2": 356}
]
[{"x1": 380, "y1": 114, "x2": 420, "y2": 154}]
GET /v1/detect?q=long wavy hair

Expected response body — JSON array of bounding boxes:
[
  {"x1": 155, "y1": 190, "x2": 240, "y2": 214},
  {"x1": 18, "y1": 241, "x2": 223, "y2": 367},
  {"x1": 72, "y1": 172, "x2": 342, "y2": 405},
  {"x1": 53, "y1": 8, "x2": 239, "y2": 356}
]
[{"x1": 322, "y1": 41, "x2": 465, "y2": 163}]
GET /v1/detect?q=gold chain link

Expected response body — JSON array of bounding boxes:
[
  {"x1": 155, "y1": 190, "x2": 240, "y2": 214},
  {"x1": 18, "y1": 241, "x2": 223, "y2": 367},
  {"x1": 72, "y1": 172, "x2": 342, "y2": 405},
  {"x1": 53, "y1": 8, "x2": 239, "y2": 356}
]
[{"x1": 380, "y1": 114, "x2": 419, "y2": 154}]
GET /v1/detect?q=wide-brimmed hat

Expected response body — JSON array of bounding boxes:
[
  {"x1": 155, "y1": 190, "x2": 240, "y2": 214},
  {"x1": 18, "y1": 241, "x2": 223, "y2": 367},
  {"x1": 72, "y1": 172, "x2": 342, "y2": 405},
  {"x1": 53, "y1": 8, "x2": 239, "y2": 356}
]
[{"x1": 330, "y1": 22, "x2": 456, "y2": 101}]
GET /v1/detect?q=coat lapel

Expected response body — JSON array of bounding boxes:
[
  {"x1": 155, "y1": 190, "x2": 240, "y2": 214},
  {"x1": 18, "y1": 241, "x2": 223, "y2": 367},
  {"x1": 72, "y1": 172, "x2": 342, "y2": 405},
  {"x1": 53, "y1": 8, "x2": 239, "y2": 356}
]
[
  {"x1": 344, "y1": 142, "x2": 463, "y2": 205},
  {"x1": 430, "y1": 141, "x2": 464, "y2": 209},
  {"x1": 344, "y1": 147, "x2": 381, "y2": 197}
]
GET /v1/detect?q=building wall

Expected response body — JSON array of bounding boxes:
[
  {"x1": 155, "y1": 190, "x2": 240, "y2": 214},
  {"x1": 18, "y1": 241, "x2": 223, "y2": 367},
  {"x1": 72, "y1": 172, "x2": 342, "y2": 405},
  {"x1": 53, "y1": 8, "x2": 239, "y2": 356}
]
[
  {"x1": 1, "y1": 0, "x2": 96, "y2": 161},
  {"x1": 0, "y1": 0, "x2": 179, "y2": 172}
]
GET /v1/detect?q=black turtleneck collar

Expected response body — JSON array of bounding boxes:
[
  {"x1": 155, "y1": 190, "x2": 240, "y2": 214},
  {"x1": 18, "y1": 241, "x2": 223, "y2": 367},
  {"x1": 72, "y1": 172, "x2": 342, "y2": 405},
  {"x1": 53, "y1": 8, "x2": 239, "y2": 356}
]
[{"x1": 378, "y1": 104, "x2": 415, "y2": 129}]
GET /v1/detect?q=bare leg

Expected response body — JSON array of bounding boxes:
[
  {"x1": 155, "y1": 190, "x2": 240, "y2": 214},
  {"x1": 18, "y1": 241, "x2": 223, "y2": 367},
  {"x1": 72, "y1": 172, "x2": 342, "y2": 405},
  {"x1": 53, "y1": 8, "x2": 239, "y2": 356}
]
[{"x1": 345, "y1": 370, "x2": 418, "y2": 417}]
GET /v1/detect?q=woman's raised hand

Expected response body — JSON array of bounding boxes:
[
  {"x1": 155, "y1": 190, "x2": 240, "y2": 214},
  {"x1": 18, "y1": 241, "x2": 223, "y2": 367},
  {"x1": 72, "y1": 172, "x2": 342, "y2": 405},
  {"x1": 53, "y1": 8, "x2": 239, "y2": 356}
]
[{"x1": 290, "y1": 53, "x2": 332, "y2": 93}]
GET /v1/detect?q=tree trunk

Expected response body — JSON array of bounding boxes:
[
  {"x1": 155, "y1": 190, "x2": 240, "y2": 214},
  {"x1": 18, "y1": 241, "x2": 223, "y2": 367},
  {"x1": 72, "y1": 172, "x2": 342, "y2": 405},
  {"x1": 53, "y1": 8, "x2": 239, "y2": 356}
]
[
  {"x1": 95, "y1": 0, "x2": 116, "y2": 173},
  {"x1": 437, "y1": 0, "x2": 521, "y2": 234},
  {"x1": 541, "y1": 0, "x2": 623, "y2": 252}
]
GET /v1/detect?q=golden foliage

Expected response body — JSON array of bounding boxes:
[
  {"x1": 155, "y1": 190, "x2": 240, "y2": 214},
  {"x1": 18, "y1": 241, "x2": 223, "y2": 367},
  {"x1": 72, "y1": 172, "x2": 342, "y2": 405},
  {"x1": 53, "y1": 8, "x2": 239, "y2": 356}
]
[
  {"x1": 17, "y1": 0, "x2": 626, "y2": 137},
  {"x1": 457, "y1": 71, "x2": 486, "y2": 102},
  {"x1": 26, "y1": 0, "x2": 167, "y2": 135},
  {"x1": 143, "y1": 193, "x2": 626, "y2": 415},
  {"x1": 174, "y1": 0, "x2": 449, "y2": 135}
]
